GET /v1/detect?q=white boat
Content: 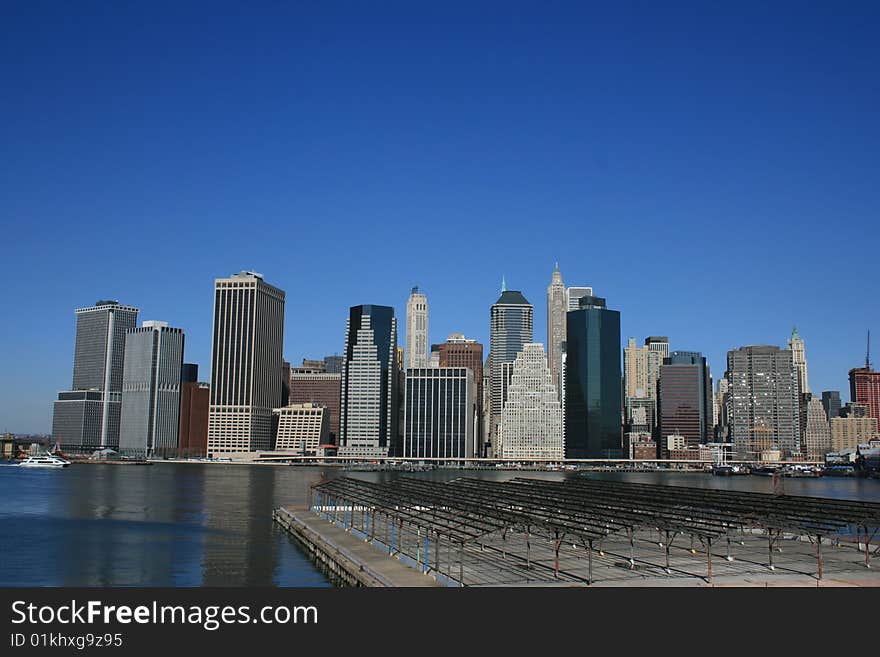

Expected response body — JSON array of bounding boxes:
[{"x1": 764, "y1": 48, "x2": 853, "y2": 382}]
[{"x1": 18, "y1": 454, "x2": 71, "y2": 468}]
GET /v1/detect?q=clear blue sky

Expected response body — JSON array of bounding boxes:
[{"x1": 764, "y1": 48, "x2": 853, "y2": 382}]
[{"x1": 2, "y1": 2, "x2": 878, "y2": 433}]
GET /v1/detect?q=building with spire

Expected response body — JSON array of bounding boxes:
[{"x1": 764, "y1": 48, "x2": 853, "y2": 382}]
[
  {"x1": 498, "y1": 343, "x2": 563, "y2": 460},
  {"x1": 405, "y1": 286, "x2": 428, "y2": 369},
  {"x1": 546, "y1": 264, "x2": 566, "y2": 399},
  {"x1": 849, "y1": 331, "x2": 880, "y2": 427},
  {"x1": 788, "y1": 327, "x2": 809, "y2": 394},
  {"x1": 488, "y1": 282, "x2": 533, "y2": 452}
]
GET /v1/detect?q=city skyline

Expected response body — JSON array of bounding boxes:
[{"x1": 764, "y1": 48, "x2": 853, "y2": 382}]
[{"x1": 3, "y1": 3, "x2": 880, "y2": 433}]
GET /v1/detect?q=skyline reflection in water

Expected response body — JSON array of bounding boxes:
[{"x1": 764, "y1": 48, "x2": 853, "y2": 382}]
[{"x1": 1, "y1": 463, "x2": 878, "y2": 586}]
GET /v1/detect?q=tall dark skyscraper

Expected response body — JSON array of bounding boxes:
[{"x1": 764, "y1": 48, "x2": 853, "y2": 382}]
[
  {"x1": 339, "y1": 304, "x2": 399, "y2": 457},
  {"x1": 488, "y1": 285, "x2": 533, "y2": 450},
  {"x1": 564, "y1": 295, "x2": 622, "y2": 458},
  {"x1": 821, "y1": 390, "x2": 842, "y2": 421},
  {"x1": 657, "y1": 351, "x2": 712, "y2": 454},
  {"x1": 52, "y1": 300, "x2": 139, "y2": 451}
]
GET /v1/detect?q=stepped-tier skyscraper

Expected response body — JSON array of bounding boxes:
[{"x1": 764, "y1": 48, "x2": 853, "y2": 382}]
[
  {"x1": 339, "y1": 304, "x2": 399, "y2": 457},
  {"x1": 488, "y1": 283, "x2": 533, "y2": 452},
  {"x1": 564, "y1": 295, "x2": 622, "y2": 458},
  {"x1": 119, "y1": 321, "x2": 185, "y2": 458},
  {"x1": 405, "y1": 287, "x2": 429, "y2": 369},
  {"x1": 787, "y1": 327, "x2": 809, "y2": 395},
  {"x1": 52, "y1": 300, "x2": 139, "y2": 452},
  {"x1": 207, "y1": 271, "x2": 285, "y2": 454},
  {"x1": 498, "y1": 343, "x2": 563, "y2": 460}
]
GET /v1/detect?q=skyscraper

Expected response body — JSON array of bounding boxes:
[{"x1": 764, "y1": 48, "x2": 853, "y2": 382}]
[
  {"x1": 821, "y1": 390, "x2": 842, "y2": 422},
  {"x1": 726, "y1": 345, "x2": 800, "y2": 458},
  {"x1": 498, "y1": 343, "x2": 563, "y2": 460},
  {"x1": 565, "y1": 295, "x2": 622, "y2": 458},
  {"x1": 658, "y1": 351, "x2": 712, "y2": 454},
  {"x1": 546, "y1": 264, "x2": 566, "y2": 398},
  {"x1": 566, "y1": 286, "x2": 594, "y2": 311},
  {"x1": 119, "y1": 321, "x2": 185, "y2": 457},
  {"x1": 849, "y1": 336, "x2": 880, "y2": 426},
  {"x1": 207, "y1": 271, "x2": 285, "y2": 454},
  {"x1": 403, "y1": 367, "x2": 474, "y2": 458},
  {"x1": 323, "y1": 354, "x2": 344, "y2": 374},
  {"x1": 339, "y1": 304, "x2": 399, "y2": 457},
  {"x1": 436, "y1": 333, "x2": 484, "y2": 452},
  {"x1": 787, "y1": 327, "x2": 809, "y2": 394},
  {"x1": 179, "y1": 364, "x2": 209, "y2": 458},
  {"x1": 405, "y1": 287, "x2": 428, "y2": 369},
  {"x1": 803, "y1": 395, "x2": 832, "y2": 459},
  {"x1": 488, "y1": 285, "x2": 533, "y2": 449},
  {"x1": 52, "y1": 300, "x2": 139, "y2": 451}
]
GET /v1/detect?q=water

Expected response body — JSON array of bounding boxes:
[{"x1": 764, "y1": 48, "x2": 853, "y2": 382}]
[{"x1": 1, "y1": 463, "x2": 878, "y2": 586}]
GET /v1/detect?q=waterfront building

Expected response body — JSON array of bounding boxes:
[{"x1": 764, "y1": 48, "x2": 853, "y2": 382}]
[
  {"x1": 787, "y1": 327, "x2": 809, "y2": 394},
  {"x1": 821, "y1": 390, "x2": 842, "y2": 422},
  {"x1": 546, "y1": 264, "x2": 567, "y2": 399},
  {"x1": 52, "y1": 300, "x2": 139, "y2": 451},
  {"x1": 830, "y1": 413, "x2": 879, "y2": 453},
  {"x1": 714, "y1": 376, "x2": 730, "y2": 441},
  {"x1": 339, "y1": 304, "x2": 399, "y2": 457},
  {"x1": 488, "y1": 285, "x2": 534, "y2": 447},
  {"x1": 403, "y1": 367, "x2": 475, "y2": 458},
  {"x1": 803, "y1": 395, "x2": 832, "y2": 459},
  {"x1": 564, "y1": 295, "x2": 622, "y2": 458},
  {"x1": 207, "y1": 271, "x2": 285, "y2": 454},
  {"x1": 405, "y1": 287, "x2": 429, "y2": 369},
  {"x1": 289, "y1": 368, "x2": 342, "y2": 443},
  {"x1": 119, "y1": 321, "x2": 185, "y2": 458},
  {"x1": 272, "y1": 403, "x2": 329, "y2": 455},
  {"x1": 179, "y1": 364, "x2": 209, "y2": 458},
  {"x1": 725, "y1": 345, "x2": 800, "y2": 458},
  {"x1": 849, "y1": 367, "x2": 880, "y2": 427},
  {"x1": 658, "y1": 351, "x2": 712, "y2": 455},
  {"x1": 436, "y1": 334, "x2": 484, "y2": 451},
  {"x1": 498, "y1": 344, "x2": 563, "y2": 460}
]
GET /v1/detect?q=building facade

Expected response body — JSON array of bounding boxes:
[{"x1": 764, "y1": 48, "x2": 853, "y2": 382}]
[
  {"x1": 179, "y1": 366, "x2": 209, "y2": 459},
  {"x1": 272, "y1": 403, "x2": 329, "y2": 455},
  {"x1": 403, "y1": 367, "x2": 475, "y2": 459},
  {"x1": 849, "y1": 367, "x2": 880, "y2": 428},
  {"x1": 787, "y1": 327, "x2": 809, "y2": 394},
  {"x1": 289, "y1": 369, "x2": 342, "y2": 443},
  {"x1": 564, "y1": 296, "x2": 622, "y2": 458},
  {"x1": 52, "y1": 300, "x2": 139, "y2": 451},
  {"x1": 803, "y1": 395, "x2": 832, "y2": 459},
  {"x1": 546, "y1": 264, "x2": 567, "y2": 399},
  {"x1": 566, "y1": 286, "x2": 594, "y2": 312},
  {"x1": 119, "y1": 321, "x2": 185, "y2": 457},
  {"x1": 436, "y1": 334, "x2": 484, "y2": 452},
  {"x1": 821, "y1": 390, "x2": 842, "y2": 422},
  {"x1": 405, "y1": 287, "x2": 429, "y2": 369},
  {"x1": 830, "y1": 414, "x2": 879, "y2": 452},
  {"x1": 658, "y1": 351, "x2": 712, "y2": 455},
  {"x1": 339, "y1": 304, "x2": 399, "y2": 457},
  {"x1": 207, "y1": 271, "x2": 285, "y2": 454},
  {"x1": 498, "y1": 343, "x2": 563, "y2": 460},
  {"x1": 726, "y1": 345, "x2": 801, "y2": 458},
  {"x1": 488, "y1": 287, "x2": 534, "y2": 450}
]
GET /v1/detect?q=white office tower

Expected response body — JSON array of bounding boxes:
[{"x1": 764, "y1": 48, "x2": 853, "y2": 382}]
[
  {"x1": 498, "y1": 343, "x2": 563, "y2": 460},
  {"x1": 207, "y1": 271, "x2": 285, "y2": 455},
  {"x1": 546, "y1": 263, "x2": 567, "y2": 401},
  {"x1": 565, "y1": 286, "x2": 594, "y2": 311},
  {"x1": 273, "y1": 403, "x2": 329, "y2": 455},
  {"x1": 803, "y1": 395, "x2": 831, "y2": 459},
  {"x1": 405, "y1": 286, "x2": 429, "y2": 369},
  {"x1": 119, "y1": 321, "x2": 185, "y2": 458},
  {"x1": 787, "y1": 326, "x2": 809, "y2": 394}
]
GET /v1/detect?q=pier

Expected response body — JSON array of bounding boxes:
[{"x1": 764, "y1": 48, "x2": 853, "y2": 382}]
[{"x1": 276, "y1": 476, "x2": 880, "y2": 587}]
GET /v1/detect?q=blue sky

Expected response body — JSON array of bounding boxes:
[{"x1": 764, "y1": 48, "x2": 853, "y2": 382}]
[{"x1": 2, "y1": 2, "x2": 878, "y2": 433}]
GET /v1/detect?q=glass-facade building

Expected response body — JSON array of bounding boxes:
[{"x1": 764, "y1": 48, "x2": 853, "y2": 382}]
[
  {"x1": 658, "y1": 351, "x2": 712, "y2": 452},
  {"x1": 339, "y1": 304, "x2": 399, "y2": 457},
  {"x1": 564, "y1": 296, "x2": 622, "y2": 458},
  {"x1": 403, "y1": 367, "x2": 474, "y2": 459}
]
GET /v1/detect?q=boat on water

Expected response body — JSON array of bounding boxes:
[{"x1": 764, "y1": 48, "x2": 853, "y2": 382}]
[
  {"x1": 711, "y1": 464, "x2": 750, "y2": 476},
  {"x1": 750, "y1": 466, "x2": 777, "y2": 477},
  {"x1": 17, "y1": 453, "x2": 71, "y2": 468}
]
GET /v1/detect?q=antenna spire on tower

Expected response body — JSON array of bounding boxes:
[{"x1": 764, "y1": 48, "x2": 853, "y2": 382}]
[
  {"x1": 867, "y1": 330, "x2": 872, "y2": 370},
  {"x1": 501, "y1": 276, "x2": 506, "y2": 293}
]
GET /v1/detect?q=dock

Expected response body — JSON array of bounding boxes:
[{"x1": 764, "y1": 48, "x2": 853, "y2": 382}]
[{"x1": 273, "y1": 506, "x2": 444, "y2": 587}]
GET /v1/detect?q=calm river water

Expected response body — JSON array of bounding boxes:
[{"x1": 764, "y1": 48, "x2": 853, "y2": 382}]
[{"x1": 2, "y1": 463, "x2": 878, "y2": 586}]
